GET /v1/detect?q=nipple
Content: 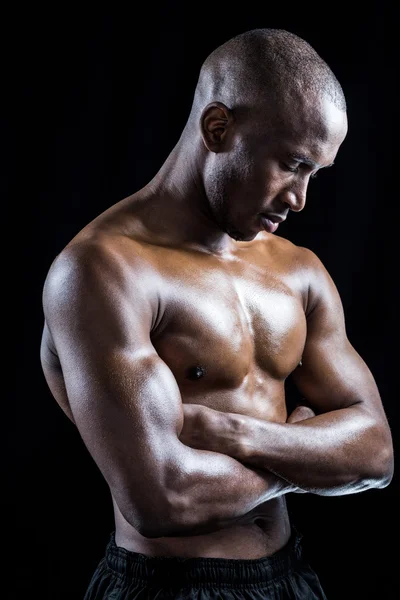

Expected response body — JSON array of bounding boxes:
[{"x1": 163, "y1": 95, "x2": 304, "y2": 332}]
[{"x1": 186, "y1": 365, "x2": 206, "y2": 380}]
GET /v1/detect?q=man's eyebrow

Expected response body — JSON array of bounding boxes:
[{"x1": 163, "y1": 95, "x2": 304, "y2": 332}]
[{"x1": 288, "y1": 153, "x2": 335, "y2": 169}]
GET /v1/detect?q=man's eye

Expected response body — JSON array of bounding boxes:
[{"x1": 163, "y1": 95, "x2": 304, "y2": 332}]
[{"x1": 282, "y1": 163, "x2": 299, "y2": 173}]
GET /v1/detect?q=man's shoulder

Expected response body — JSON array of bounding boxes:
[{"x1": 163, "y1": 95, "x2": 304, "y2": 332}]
[
  {"x1": 258, "y1": 233, "x2": 323, "y2": 272},
  {"x1": 269, "y1": 238, "x2": 339, "y2": 315},
  {"x1": 257, "y1": 234, "x2": 333, "y2": 314},
  {"x1": 48, "y1": 229, "x2": 148, "y2": 279},
  {"x1": 43, "y1": 231, "x2": 154, "y2": 317}
]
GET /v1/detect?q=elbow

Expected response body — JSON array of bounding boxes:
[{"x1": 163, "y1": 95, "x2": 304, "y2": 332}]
[
  {"x1": 116, "y1": 457, "x2": 210, "y2": 538},
  {"x1": 135, "y1": 521, "x2": 173, "y2": 539},
  {"x1": 134, "y1": 490, "x2": 213, "y2": 539},
  {"x1": 372, "y1": 442, "x2": 394, "y2": 489},
  {"x1": 123, "y1": 487, "x2": 195, "y2": 539},
  {"x1": 123, "y1": 511, "x2": 177, "y2": 540},
  {"x1": 115, "y1": 457, "x2": 201, "y2": 538},
  {"x1": 133, "y1": 504, "x2": 172, "y2": 538},
  {"x1": 126, "y1": 499, "x2": 180, "y2": 539},
  {"x1": 112, "y1": 485, "x2": 178, "y2": 539},
  {"x1": 135, "y1": 504, "x2": 196, "y2": 539},
  {"x1": 363, "y1": 429, "x2": 394, "y2": 490}
]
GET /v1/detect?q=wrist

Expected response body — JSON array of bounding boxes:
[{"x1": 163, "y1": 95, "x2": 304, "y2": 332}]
[{"x1": 224, "y1": 411, "x2": 257, "y2": 461}]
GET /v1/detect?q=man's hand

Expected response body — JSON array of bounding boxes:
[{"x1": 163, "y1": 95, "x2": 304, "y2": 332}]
[
  {"x1": 179, "y1": 402, "x2": 308, "y2": 502},
  {"x1": 179, "y1": 403, "x2": 246, "y2": 455},
  {"x1": 179, "y1": 403, "x2": 315, "y2": 456}
]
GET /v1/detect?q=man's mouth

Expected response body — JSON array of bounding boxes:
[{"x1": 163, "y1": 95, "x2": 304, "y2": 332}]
[{"x1": 260, "y1": 214, "x2": 280, "y2": 233}]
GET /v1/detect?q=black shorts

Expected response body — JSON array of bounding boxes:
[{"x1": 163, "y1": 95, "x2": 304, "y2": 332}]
[{"x1": 83, "y1": 527, "x2": 327, "y2": 599}]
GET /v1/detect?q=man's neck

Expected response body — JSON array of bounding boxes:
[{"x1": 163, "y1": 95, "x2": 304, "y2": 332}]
[{"x1": 131, "y1": 142, "x2": 236, "y2": 255}]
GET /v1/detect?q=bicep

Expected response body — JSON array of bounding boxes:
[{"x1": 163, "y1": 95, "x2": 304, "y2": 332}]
[
  {"x1": 292, "y1": 250, "x2": 385, "y2": 421},
  {"x1": 42, "y1": 245, "x2": 185, "y2": 530},
  {"x1": 60, "y1": 345, "x2": 184, "y2": 487}
]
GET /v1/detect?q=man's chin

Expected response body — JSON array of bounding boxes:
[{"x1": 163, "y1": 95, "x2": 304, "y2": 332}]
[
  {"x1": 235, "y1": 232, "x2": 259, "y2": 243},
  {"x1": 226, "y1": 227, "x2": 257, "y2": 242}
]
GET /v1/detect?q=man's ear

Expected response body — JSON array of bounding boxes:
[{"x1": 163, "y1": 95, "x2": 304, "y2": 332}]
[{"x1": 200, "y1": 102, "x2": 234, "y2": 152}]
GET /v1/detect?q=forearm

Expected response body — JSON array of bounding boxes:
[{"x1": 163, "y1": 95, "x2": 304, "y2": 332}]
[
  {"x1": 230, "y1": 405, "x2": 393, "y2": 495},
  {"x1": 161, "y1": 444, "x2": 297, "y2": 537}
]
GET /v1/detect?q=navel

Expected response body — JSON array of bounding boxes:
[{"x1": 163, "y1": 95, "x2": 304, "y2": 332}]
[{"x1": 186, "y1": 365, "x2": 206, "y2": 380}]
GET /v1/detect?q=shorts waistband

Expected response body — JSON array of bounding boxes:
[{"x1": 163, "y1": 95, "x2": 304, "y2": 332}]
[{"x1": 104, "y1": 526, "x2": 305, "y2": 587}]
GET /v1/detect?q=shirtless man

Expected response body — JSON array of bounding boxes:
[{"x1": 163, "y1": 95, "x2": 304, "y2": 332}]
[{"x1": 40, "y1": 29, "x2": 394, "y2": 599}]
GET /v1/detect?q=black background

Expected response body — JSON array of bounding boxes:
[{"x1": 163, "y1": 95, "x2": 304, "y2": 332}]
[{"x1": 8, "y1": 2, "x2": 398, "y2": 599}]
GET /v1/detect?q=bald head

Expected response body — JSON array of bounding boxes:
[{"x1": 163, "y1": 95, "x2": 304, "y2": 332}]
[
  {"x1": 176, "y1": 29, "x2": 347, "y2": 244},
  {"x1": 188, "y1": 28, "x2": 346, "y2": 128}
]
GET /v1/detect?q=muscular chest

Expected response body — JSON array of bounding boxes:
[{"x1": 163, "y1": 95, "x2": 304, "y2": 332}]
[{"x1": 150, "y1": 245, "x2": 307, "y2": 395}]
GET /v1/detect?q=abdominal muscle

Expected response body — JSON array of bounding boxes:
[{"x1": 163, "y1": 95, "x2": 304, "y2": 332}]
[{"x1": 112, "y1": 496, "x2": 291, "y2": 559}]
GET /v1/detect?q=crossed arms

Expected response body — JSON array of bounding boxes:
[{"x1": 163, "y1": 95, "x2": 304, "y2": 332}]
[
  {"x1": 180, "y1": 248, "x2": 394, "y2": 495},
  {"x1": 41, "y1": 240, "x2": 393, "y2": 538}
]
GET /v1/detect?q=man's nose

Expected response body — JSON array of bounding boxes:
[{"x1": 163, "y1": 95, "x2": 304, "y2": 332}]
[{"x1": 281, "y1": 181, "x2": 308, "y2": 213}]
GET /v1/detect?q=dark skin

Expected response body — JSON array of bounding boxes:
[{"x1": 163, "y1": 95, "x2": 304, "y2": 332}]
[{"x1": 41, "y1": 90, "x2": 393, "y2": 559}]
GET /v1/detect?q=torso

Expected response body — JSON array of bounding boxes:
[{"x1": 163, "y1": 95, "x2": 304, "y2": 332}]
[{"x1": 41, "y1": 201, "x2": 310, "y2": 559}]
